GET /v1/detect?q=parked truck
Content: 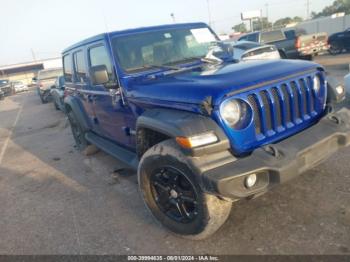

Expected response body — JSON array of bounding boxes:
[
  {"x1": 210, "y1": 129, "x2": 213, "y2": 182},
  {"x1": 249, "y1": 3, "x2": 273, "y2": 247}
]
[
  {"x1": 238, "y1": 28, "x2": 328, "y2": 60},
  {"x1": 63, "y1": 23, "x2": 350, "y2": 239}
]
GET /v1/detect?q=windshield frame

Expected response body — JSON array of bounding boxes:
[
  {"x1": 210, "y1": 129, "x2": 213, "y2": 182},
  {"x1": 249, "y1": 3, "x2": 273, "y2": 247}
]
[{"x1": 111, "y1": 25, "x2": 220, "y2": 75}]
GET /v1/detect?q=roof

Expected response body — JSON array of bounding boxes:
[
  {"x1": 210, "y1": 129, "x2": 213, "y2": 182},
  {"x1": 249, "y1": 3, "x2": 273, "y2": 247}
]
[{"x1": 62, "y1": 22, "x2": 209, "y2": 54}]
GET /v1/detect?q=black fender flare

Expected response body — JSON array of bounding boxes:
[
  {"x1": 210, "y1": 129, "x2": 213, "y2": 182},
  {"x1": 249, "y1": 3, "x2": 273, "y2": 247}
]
[
  {"x1": 64, "y1": 96, "x2": 91, "y2": 132},
  {"x1": 136, "y1": 108, "x2": 230, "y2": 156}
]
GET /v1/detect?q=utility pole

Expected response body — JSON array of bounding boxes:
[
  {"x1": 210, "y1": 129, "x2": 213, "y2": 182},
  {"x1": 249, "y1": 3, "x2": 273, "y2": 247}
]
[
  {"x1": 170, "y1": 13, "x2": 176, "y2": 23},
  {"x1": 206, "y1": 0, "x2": 212, "y2": 26},
  {"x1": 265, "y1": 3, "x2": 269, "y2": 30},
  {"x1": 306, "y1": 0, "x2": 310, "y2": 20},
  {"x1": 30, "y1": 48, "x2": 36, "y2": 62}
]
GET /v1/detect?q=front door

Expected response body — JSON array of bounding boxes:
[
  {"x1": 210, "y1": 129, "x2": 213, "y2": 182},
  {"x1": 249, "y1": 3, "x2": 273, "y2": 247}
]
[{"x1": 87, "y1": 43, "x2": 135, "y2": 149}]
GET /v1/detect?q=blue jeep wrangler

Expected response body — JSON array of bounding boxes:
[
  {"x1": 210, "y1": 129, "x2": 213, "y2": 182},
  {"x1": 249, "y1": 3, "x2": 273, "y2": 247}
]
[{"x1": 63, "y1": 23, "x2": 350, "y2": 239}]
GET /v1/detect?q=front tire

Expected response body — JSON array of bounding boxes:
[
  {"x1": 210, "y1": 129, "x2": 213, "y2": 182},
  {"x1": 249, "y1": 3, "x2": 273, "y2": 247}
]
[{"x1": 138, "y1": 140, "x2": 232, "y2": 240}]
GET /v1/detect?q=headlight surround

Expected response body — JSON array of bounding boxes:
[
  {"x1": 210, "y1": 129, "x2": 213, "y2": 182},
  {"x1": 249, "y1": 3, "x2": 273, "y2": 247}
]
[{"x1": 220, "y1": 99, "x2": 251, "y2": 129}]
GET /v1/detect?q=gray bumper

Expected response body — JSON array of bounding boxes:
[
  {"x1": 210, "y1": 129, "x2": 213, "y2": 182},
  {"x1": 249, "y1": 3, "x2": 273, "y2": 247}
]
[{"x1": 200, "y1": 107, "x2": 350, "y2": 200}]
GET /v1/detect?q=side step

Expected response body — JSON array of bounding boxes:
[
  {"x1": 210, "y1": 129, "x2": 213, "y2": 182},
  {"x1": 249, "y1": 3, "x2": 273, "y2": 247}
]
[{"x1": 85, "y1": 132, "x2": 138, "y2": 170}]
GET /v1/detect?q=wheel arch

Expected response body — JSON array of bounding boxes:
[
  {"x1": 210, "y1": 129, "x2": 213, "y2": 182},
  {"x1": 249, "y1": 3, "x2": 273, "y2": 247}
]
[
  {"x1": 64, "y1": 96, "x2": 91, "y2": 132},
  {"x1": 136, "y1": 108, "x2": 230, "y2": 158}
]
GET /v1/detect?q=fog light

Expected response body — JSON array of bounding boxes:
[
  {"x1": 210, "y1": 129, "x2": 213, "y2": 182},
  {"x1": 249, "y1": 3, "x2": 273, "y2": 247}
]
[
  {"x1": 244, "y1": 174, "x2": 257, "y2": 188},
  {"x1": 335, "y1": 85, "x2": 344, "y2": 95}
]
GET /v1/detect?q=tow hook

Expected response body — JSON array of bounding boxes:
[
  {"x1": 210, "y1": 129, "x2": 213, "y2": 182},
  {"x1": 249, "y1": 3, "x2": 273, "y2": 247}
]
[
  {"x1": 328, "y1": 114, "x2": 342, "y2": 125},
  {"x1": 263, "y1": 145, "x2": 282, "y2": 158}
]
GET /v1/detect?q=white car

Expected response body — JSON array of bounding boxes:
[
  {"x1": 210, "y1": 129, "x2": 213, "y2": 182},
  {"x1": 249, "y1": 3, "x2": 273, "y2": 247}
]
[
  {"x1": 12, "y1": 81, "x2": 29, "y2": 93},
  {"x1": 226, "y1": 40, "x2": 280, "y2": 61}
]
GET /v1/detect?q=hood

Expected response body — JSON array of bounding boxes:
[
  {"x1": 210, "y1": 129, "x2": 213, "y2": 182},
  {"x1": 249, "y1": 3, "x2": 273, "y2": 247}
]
[{"x1": 126, "y1": 59, "x2": 321, "y2": 108}]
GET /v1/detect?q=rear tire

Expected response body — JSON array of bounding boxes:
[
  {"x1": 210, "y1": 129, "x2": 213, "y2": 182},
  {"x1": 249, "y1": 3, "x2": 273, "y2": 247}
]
[
  {"x1": 67, "y1": 109, "x2": 89, "y2": 151},
  {"x1": 278, "y1": 50, "x2": 287, "y2": 59},
  {"x1": 54, "y1": 100, "x2": 60, "y2": 110},
  {"x1": 329, "y1": 42, "x2": 342, "y2": 55},
  {"x1": 138, "y1": 140, "x2": 232, "y2": 240}
]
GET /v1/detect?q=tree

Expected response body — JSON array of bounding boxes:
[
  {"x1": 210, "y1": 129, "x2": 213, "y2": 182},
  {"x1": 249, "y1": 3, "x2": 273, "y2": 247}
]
[
  {"x1": 232, "y1": 23, "x2": 247, "y2": 33},
  {"x1": 311, "y1": 0, "x2": 350, "y2": 18},
  {"x1": 273, "y1": 16, "x2": 304, "y2": 28},
  {"x1": 252, "y1": 17, "x2": 272, "y2": 31}
]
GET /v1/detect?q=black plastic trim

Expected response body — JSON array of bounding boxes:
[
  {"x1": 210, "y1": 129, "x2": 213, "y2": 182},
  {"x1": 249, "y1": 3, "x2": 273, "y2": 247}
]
[
  {"x1": 64, "y1": 96, "x2": 91, "y2": 132},
  {"x1": 136, "y1": 108, "x2": 230, "y2": 156}
]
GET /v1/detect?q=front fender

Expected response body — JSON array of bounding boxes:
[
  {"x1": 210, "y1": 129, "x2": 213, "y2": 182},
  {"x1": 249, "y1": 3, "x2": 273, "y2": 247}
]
[{"x1": 136, "y1": 108, "x2": 230, "y2": 156}]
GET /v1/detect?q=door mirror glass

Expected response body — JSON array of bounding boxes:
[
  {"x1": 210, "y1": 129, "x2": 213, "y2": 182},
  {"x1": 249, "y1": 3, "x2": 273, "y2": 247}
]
[{"x1": 90, "y1": 65, "x2": 109, "y2": 85}]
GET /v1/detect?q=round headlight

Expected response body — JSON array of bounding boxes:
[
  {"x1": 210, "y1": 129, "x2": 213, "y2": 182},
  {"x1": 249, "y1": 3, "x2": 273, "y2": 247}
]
[
  {"x1": 220, "y1": 99, "x2": 251, "y2": 129},
  {"x1": 313, "y1": 75, "x2": 321, "y2": 93}
]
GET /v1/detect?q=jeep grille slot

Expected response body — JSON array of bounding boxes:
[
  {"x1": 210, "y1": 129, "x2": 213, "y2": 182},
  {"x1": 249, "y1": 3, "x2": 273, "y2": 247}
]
[
  {"x1": 247, "y1": 94, "x2": 262, "y2": 135},
  {"x1": 246, "y1": 75, "x2": 320, "y2": 139},
  {"x1": 290, "y1": 81, "x2": 301, "y2": 120},
  {"x1": 259, "y1": 90, "x2": 273, "y2": 132},
  {"x1": 270, "y1": 87, "x2": 282, "y2": 128},
  {"x1": 280, "y1": 84, "x2": 292, "y2": 125}
]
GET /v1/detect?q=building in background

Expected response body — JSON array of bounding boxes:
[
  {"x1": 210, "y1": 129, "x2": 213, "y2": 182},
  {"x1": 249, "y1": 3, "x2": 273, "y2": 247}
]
[
  {"x1": 0, "y1": 57, "x2": 62, "y2": 85},
  {"x1": 295, "y1": 14, "x2": 350, "y2": 35}
]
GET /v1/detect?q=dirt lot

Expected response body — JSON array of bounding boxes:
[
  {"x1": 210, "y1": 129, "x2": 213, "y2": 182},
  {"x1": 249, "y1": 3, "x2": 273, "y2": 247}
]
[{"x1": 0, "y1": 54, "x2": 349, "y2": 255}]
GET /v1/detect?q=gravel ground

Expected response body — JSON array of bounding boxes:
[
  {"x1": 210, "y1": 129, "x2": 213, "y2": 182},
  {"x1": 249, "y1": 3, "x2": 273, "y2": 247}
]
[{"x1": 0, "y1": 55, "x2": 349, "y2": 255}]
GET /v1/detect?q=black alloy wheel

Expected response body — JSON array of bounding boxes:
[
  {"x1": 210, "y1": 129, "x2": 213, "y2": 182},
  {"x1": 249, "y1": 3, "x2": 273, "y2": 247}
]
[{"x1": 150, "y1": 166, "x2": 198, "y2": 224}]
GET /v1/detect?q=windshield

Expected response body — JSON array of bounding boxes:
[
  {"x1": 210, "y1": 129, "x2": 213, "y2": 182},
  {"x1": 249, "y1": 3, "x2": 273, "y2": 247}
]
[
  {"x1": 38, "y1": 69, "x2": 63, "y2": 80},
  {"x1": 112, "y1": 27, "x2": 219, "y2": 73}
]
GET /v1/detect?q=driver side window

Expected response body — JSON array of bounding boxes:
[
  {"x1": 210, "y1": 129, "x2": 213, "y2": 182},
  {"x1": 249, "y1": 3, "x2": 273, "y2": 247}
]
[{"x1": 88, "y1": 45, "x2": 115, "y2": 82}]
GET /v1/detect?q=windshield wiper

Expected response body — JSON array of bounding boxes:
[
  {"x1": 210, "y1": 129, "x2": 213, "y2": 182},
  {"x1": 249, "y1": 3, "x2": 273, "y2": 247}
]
[{"x1": 142, "y1": 64, "x2": 181, "y2": 71}]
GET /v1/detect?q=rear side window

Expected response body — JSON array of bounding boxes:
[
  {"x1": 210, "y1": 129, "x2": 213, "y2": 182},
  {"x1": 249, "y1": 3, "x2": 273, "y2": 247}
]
[
  {"x1": 63, "y1": 55, "x2": 73, "y2": 82},
  {"x1": 73, "y1": 51, "x2": 87, "y2": 83},
  {"x1": 89, "y1": 45, "x2": 113, "y2": 81},
  {"x1": 246, "y1": 33, "x2": 259, "y2": 42},
  {"x1": 238, "y1": 35, "x2": 248, "y2": 41},
  {"x1": 261, "y1": 30, "x2": 286, "y2": 43},
  {"x1": 284, "y1": 30, "x2": 296, "y2": 40}
]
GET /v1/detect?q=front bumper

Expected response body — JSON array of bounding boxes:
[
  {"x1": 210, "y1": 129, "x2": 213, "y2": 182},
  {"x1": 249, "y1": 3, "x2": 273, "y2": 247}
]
[{"x1": 200, "y1": 107, "x2": 350, "y2": 200}]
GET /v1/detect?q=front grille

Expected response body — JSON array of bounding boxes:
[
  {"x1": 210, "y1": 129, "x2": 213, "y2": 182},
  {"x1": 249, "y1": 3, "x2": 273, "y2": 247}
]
[{"x1": 247, "y1": 75, "x2": 319, "y2": 138}]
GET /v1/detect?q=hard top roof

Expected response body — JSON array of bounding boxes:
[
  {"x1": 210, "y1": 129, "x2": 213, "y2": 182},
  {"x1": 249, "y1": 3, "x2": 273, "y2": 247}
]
[{"x1": 62, "y1": 22, "x2": 209, "y2": 54}]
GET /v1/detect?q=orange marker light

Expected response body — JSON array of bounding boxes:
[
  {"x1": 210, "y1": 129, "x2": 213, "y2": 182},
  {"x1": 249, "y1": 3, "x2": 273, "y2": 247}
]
[
  {"x1": 176, "y1": 137, "x2": 193, "y2": 149},
  {"x1": 176, "y1": 132, "x2": 218, "y2": 149}
]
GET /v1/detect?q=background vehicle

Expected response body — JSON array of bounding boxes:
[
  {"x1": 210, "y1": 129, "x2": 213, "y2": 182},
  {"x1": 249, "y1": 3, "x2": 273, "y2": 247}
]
[
  {"x1": 11, "y1": 81, "x2": 29, "y2": 93},
  {"x1": 328, "y1": 28, "x2": 350, "y2": 55},
  {"x1": 63, "y1": 22, "x2": 350, "y2": 240},
  {"x1": 0, "y1": 89, "x2": 4, "y2": 100},
  {"x1": 50, "y1": 76, "x2": 65, "y2": 111},
  {"x1": 226, "y1": 40, "x2": 280, "y2": 61},
  {"x1": 0, "y1": 79, "x2": 12, "y2": 96},
  {"x1": 36, "y1": 68, "x2": 63, "y2": 103},
  {"x1": 238, "y1": 28, "x2": 328, "y2": 60},
  {"x1": 345, "y1": 71, "x2": 350, "y2": 97}
]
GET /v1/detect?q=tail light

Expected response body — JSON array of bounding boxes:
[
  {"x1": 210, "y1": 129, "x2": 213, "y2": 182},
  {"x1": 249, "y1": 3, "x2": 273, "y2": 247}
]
[{"x1": 295, "y1": 36, "x2": 301, "y2": 49}]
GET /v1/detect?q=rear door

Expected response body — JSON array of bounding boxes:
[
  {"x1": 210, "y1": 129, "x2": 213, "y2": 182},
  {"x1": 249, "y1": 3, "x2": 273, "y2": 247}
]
[
  {"x1": 64, "y1": 52, "x2": 95, "y2": 124},
  {"x1": 87, "y1": 43, "x2": 135, "y2": 149}
]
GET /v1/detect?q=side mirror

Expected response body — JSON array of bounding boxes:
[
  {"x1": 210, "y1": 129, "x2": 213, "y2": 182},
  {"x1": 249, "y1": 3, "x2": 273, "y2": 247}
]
[
  {"x1": 32, "y1": 77, "x2": 37, "y2": 81},
  {"x1": 90, "y1": 65, "x2": 109, "y2": 86}
]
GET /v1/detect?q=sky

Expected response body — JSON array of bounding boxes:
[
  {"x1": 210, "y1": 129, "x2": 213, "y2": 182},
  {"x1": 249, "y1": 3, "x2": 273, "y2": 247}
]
[{"x1": 0, "y1": 0, "x2": 334, "y2": 66}]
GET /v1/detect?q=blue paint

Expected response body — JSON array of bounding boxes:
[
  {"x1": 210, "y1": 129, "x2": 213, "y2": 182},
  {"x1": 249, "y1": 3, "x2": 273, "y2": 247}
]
[{"x1": 63, "y1": 23, "x2": 327, "y2": 155}]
